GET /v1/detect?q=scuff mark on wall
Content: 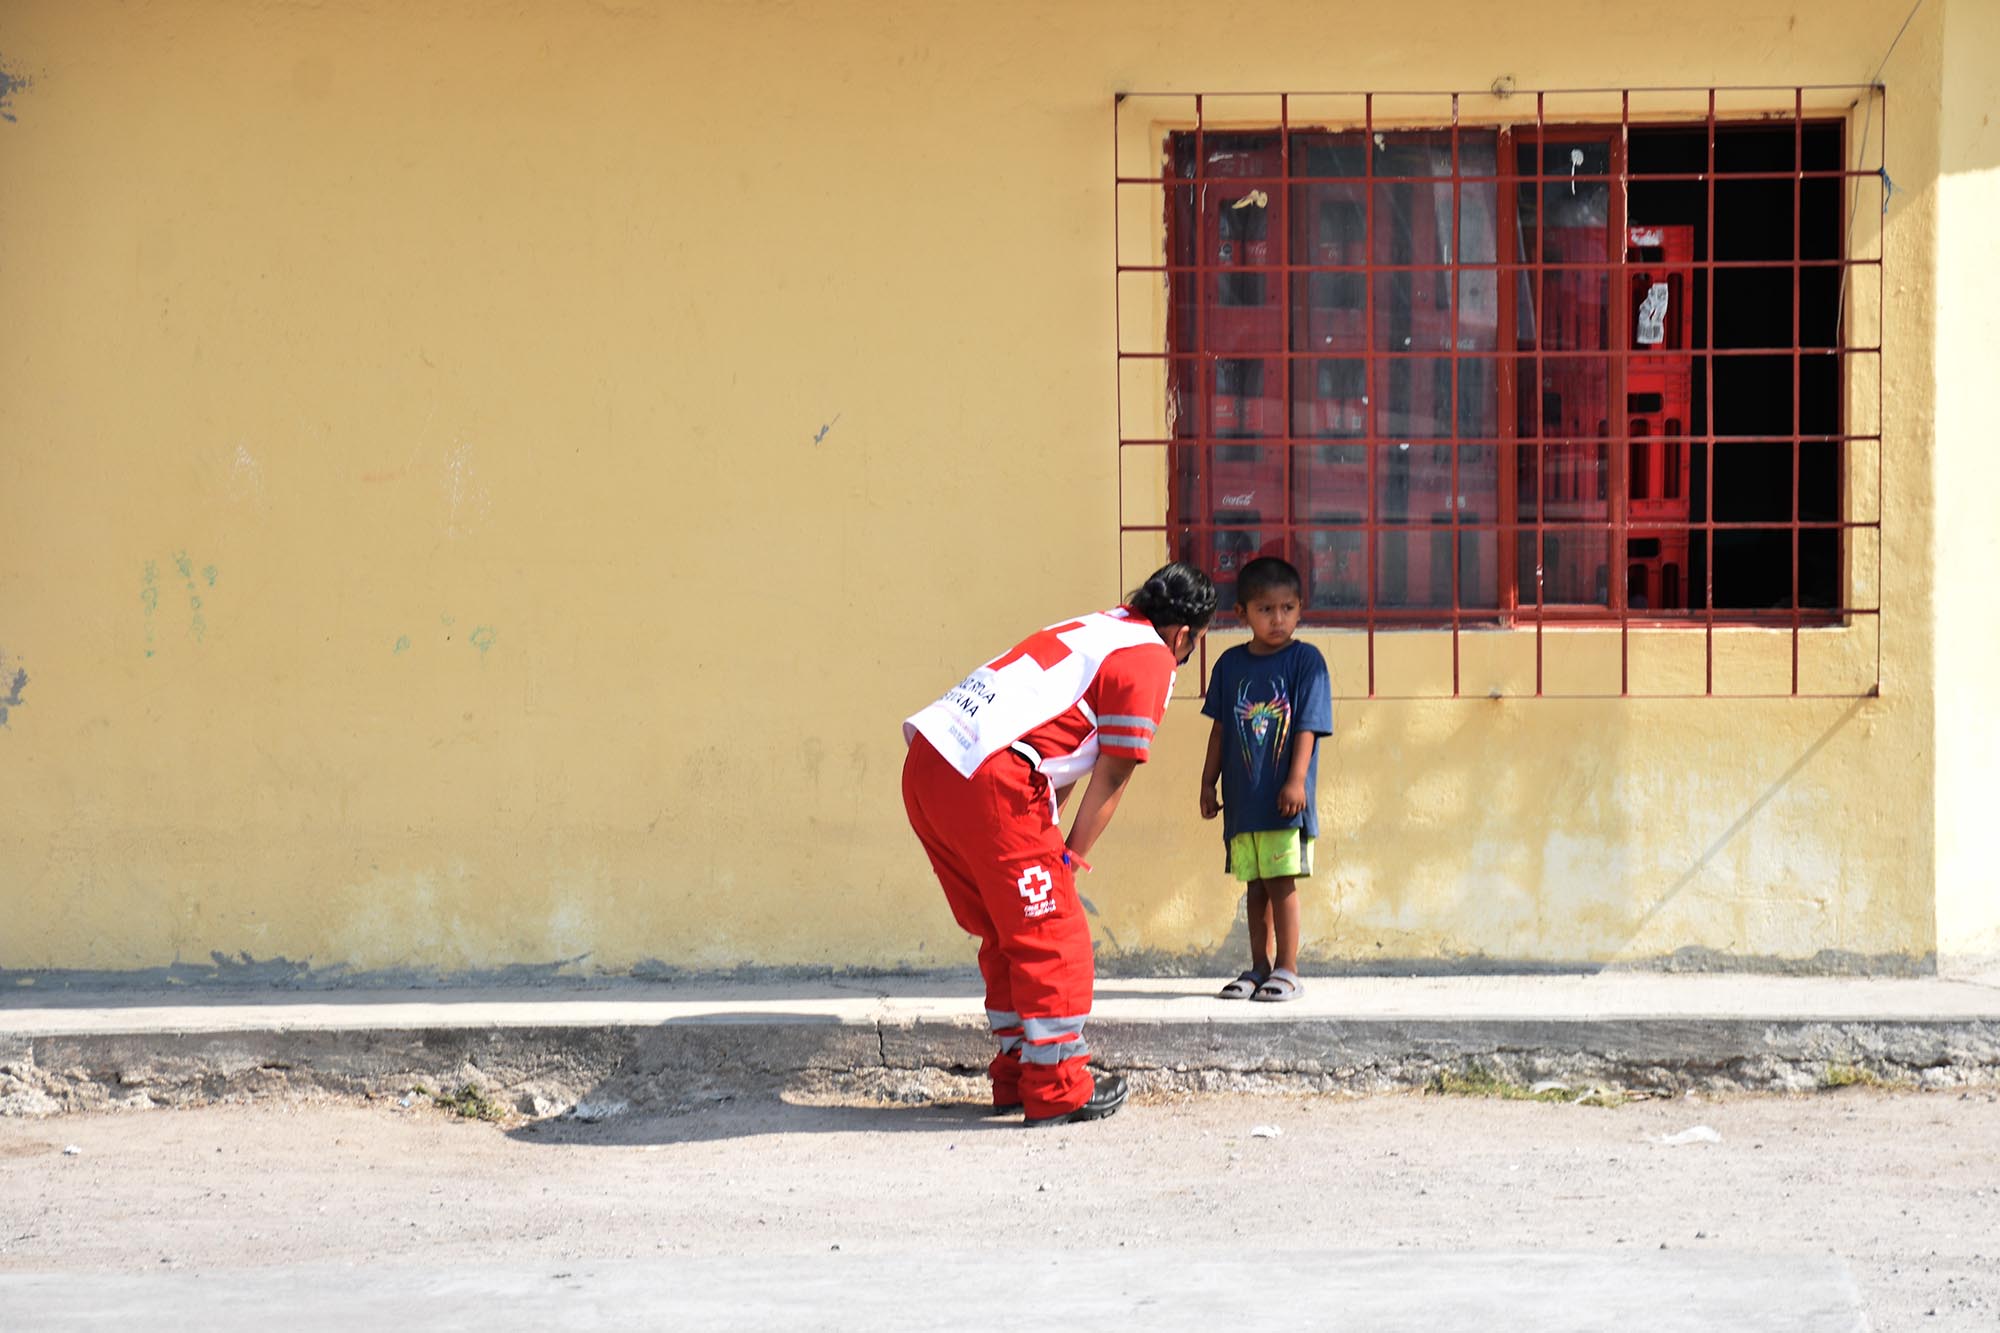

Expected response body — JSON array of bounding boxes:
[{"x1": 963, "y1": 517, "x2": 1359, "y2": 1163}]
[
  {"x1": 443, "y1": 439, "x2": 491, "y2": 537},
  {"x1": 0, "y1": 656, "x2": 27, "y2": 726},
  {"x1": 228, "y1": 443, "x2": 263, "y2": 501},
  {"x1": 139, "y1": 554, "x2": 221, "y2": 654},
  {"x1": 401, "y1": 619, "x2": 495, "y2": 655},
  {"x1": 0, "y1": 59, "x2": 35, "y2": 124},
  {"x1": 140, "y1": 562, "x2": 158, "y2": 658},
  {"x1": 0, "y1": 952, "x2": 610, "y2": 990},
  {"x1": 172, "y1": 551, "x2": 218, "y2": 641},
  {"x1": 174, "y1": 551, "x2": 204, "y2": 641}
]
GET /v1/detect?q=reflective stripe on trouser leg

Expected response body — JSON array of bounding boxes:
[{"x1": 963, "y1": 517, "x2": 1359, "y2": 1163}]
[
  {"x1": 1019, "y1": 1014, "x2": 1089, "y2": 1066},
  {"x1": 987, "y1": 1009, "x2": 1024, "y2": 1055},
  {"x1": 987, "y1": 1009, "x2": 1026, "y2": 1106}
]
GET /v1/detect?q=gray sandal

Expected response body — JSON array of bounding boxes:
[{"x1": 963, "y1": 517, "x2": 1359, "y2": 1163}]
[
  {"x1": 1217, "y1": 969, "x2": 1267, "y2": 1000},
  {"x1": 1252, "y1": 968, "x2": 1303, "y2": 1002}
]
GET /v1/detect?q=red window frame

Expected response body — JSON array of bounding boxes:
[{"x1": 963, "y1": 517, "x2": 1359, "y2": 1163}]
[{"x1": 1114, "y1": 88, "x2": 1885, "y2": 700}]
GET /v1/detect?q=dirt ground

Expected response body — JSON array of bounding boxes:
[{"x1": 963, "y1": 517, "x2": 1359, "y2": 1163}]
[{"x1": 3, "y1": 1087, "x2": 1996, "y2": 1330}]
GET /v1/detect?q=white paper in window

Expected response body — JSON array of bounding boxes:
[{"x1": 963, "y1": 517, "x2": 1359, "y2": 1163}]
[{"x1": 1636, "y1": 282, "x2": 1671, "y2": 346}]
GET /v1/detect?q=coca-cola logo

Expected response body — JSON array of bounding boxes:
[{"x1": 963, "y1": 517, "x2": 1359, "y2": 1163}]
[{"x1": 1220, "y1": 492, "x2": 1256, "y2": 507}]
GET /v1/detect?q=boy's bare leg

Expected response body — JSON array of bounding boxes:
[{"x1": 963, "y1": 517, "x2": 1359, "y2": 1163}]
[
  {"x1": 1266, "y1": 876, "x2": 1302, "y2": 975},
  {"x1": 1246, "y1": 880, "x2": 1273, "y2": 975}
]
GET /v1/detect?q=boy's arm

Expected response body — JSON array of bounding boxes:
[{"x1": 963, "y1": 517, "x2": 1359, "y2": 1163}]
[
  {"x1": 1199, "y1": 718, "x2": 1224, "y2": 819},
  {"x1": 1277, "y1": 731, "x2": 1318, "y2": 817},
  {"x1": 1066, "y1": 753, "x2": 1142, "y2": 864}
]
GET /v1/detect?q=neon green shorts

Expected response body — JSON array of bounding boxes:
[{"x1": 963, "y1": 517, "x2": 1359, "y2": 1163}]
[{"x1": 1227, "y1": 829, "x2": 1315, "y2": 882}]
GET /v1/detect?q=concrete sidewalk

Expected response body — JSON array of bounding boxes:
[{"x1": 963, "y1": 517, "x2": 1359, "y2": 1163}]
[
  {"x1": 4, "y1": 973, "x2": 1998, "y2": 1116},
  {"x1": 0, "y1": 1250, "x2": 1870, "y2": 1332}
]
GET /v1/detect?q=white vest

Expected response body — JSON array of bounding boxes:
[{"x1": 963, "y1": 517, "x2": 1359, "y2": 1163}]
[{"x1": 903, "y1": 609, "x2": 1167, "y2": 784}]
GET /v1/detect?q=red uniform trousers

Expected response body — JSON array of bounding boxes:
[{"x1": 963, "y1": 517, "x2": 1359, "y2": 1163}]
[{"x1": 901, "y1": 734, "x2": 1096, "y2": 1119}]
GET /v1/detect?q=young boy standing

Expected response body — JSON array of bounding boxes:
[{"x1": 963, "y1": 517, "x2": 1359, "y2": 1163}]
[{"x1": 1199, "y1": 557, "x2": 1333, "y2": 1003}]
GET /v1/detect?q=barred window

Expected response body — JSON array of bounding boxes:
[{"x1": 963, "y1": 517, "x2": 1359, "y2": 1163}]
[{"x1": 1116, "y1": 90, "x2": 1884, "y2": 698}]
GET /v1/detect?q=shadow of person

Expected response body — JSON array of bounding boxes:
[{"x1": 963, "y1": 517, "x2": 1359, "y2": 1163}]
[{"x1": 506, "y1": 1095, "x2": 1023, "y2": 1148}]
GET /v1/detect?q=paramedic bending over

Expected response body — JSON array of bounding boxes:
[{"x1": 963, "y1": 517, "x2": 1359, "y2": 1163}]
[{"x1": 900, "y1": 562, "x2": 1217, "y2": 1126}]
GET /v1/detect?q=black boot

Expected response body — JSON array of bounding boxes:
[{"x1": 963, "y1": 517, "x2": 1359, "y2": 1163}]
[{"x1": 1024, "y1": 1071, "x2": 1127, "y2": 1127}]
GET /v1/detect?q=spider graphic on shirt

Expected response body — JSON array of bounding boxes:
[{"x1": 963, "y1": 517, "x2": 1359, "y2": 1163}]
[{"x1": 1233, "y1": 678, "x2": 1293, "y2": 779}]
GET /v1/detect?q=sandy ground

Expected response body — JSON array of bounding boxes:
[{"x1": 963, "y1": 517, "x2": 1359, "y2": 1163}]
[{"x1": 3, "y1": 1087, "x2": 1996, "y2": 1330}]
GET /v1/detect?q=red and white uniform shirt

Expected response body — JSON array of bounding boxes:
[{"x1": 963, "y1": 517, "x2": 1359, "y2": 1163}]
[{"x1": 903, "y1": 607, "x2": 1177, "y2": 804}]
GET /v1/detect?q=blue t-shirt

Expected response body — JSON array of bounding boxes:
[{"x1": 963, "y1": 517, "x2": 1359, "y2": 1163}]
[{"x1": 1201, "y1": 640, "x2": 1334, "y2": 843}]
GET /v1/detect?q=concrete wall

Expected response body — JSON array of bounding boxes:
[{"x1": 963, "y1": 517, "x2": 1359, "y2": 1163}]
[
  {"x1": 1933, "y1": 0, "x2": 2000, "y2": 975},
  {"x1": 0, "y1": 0, "x2": 1968, "y2": 981}
]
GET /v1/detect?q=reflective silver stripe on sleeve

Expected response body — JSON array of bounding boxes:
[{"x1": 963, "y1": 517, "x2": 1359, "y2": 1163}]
[
  {"x1": 1095, "y1": 714, "x2": 1158, "y2": 733},
  {"x1": 1019, "y1": 1037, "x2": 1089, "y2": 1065}
]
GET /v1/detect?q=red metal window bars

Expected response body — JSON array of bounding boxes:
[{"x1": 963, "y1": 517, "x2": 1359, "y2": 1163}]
[{"x1": 1114, "y1": 88, "x2": 1886, "y2": 700}]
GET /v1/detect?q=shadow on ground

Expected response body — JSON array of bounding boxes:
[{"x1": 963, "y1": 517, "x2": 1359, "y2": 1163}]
[{"x1": 505, "y1": 1094, "x2": 1024, "y2": 1147}]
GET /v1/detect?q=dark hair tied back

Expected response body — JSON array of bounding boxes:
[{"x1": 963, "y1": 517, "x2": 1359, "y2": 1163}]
[{"x1": 1127, "y1": 561, "x2": 1218, "y2": 632}]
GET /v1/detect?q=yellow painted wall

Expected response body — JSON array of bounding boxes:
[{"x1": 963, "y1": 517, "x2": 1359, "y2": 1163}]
[
  {"x1": 1934, "y1": 0, "x2": 2000, "y2": 973},
  {"x1": 0, "y1": 0, "x2": 1961, "y2": 980}
]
